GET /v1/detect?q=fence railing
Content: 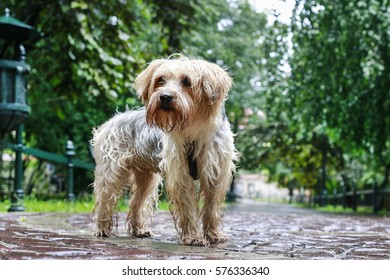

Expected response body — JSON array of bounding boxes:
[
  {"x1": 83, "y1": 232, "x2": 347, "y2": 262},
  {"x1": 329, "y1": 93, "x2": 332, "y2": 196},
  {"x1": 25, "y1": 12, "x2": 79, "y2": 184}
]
[
  {"x1": 1, "y1": 125, "x2": 95, "y2": 211},
  {"x1": 310, "y1": 185, "x2": 390, "y2": 214}
]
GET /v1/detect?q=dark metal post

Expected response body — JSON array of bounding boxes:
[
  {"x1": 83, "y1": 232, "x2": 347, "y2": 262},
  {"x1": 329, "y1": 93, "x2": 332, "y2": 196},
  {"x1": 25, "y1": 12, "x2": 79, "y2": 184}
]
[
  {"x1": 227, "y1": 174, "x2": 236, "y2": 202},
  {"x1": 352, "y1": 182, "x2": 357, "y2": 212},
  {"x1": 342, "y1": 184, "x2": 347, "y2": 209},
  {"x1": 8, "y1": 123, "x2": 25, "y2": 211},
  {"x1": 373, "y1": 182, "x2": 379, "y2": 214},
  {"x1": 320, "y1": 144, "x2": 327, "y2": 207},
  {"x1": 66, "y1": 140, "x2": 75, "y2": 201}
]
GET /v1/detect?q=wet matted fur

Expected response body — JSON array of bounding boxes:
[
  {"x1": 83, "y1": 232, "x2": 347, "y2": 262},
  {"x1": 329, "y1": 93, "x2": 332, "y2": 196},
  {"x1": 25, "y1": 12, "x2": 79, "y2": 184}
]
[{"x1": 92, "y1": 55, "x2": 237, "y2": 246}]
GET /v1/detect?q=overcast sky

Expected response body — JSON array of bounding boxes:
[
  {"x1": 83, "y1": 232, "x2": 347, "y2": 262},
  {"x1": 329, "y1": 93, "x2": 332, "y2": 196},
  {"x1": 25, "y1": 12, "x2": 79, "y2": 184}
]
[{"x1": 249, "y1": 0, "x2": 295, "y2": 24}]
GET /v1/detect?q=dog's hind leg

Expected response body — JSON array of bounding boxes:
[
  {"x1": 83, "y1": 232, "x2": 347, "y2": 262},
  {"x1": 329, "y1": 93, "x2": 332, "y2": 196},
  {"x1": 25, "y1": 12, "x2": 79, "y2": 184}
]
[
  {"x1": 92, "y1": 161, "x2": 129, "y2": 237},
  {"x1": 126, "y1": 168, "x2": 160, "y2": 238}
]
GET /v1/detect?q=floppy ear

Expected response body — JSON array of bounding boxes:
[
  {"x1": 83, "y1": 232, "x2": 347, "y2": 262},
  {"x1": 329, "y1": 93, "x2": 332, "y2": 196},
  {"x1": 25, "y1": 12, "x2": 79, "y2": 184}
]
[
  {"x1": 135, "y1": 59, "x2": 166, "y2": 104},
  {"x1": 199, "y1": 61, "x2": 233, "y2": 104}
]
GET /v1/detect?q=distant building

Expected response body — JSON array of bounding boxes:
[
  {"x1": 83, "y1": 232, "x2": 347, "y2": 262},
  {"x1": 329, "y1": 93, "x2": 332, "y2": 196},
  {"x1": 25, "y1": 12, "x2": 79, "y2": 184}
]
[{"x1": 233, "y1": 173, "x2": 289, "y2": 201}]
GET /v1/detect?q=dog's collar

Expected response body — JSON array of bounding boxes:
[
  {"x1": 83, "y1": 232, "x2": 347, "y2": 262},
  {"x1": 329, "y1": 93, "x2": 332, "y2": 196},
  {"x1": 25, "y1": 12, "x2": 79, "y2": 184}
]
[{"x1": 186, "y1": 142, "x2": 198, "y2": 180}]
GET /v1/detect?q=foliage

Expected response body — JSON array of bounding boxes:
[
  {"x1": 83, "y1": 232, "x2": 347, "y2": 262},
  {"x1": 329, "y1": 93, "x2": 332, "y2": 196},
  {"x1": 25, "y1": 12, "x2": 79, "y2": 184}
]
[
  {"x1": 237, "y1": 0, "x2": 389, "y2": 198},
  {"x1": 1, "y1": 0, "x2": 162, "y2": 192},
  {"x1": 2, "y1": 0, "x2": 162, "y2": 157},
  {"x1": 288, "y1": 0, "x2": 389, "y2": 188},
  {"x1": 290, "y1": 0, "x2": 389, "y2": 152},
  {"x1": 145, "y1": 0, "x2": 200, "y2": 53}
]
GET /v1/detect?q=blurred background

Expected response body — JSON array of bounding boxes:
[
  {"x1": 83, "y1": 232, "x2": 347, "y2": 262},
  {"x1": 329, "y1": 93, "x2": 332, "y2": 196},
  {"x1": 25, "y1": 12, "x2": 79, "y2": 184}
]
[{"x1": 0, "y1": 0, "x2": 388, "y2": 212}]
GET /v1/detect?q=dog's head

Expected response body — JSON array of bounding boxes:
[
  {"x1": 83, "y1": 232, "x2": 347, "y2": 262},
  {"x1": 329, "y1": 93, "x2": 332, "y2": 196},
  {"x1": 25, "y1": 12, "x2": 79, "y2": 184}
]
[{"x1": 135, "y1": 55, "x2": 232, "y2": 132}]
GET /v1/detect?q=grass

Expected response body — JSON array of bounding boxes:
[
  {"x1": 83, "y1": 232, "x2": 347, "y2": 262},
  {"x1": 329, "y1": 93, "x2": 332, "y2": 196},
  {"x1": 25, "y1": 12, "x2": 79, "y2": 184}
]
[
  {"x1": 0, "y1": 196, "x2": 170, "y2": 213},
  {"x1": 314, "y1": 205, "x2": 372, "y2": 214},
  {"x1": 0, "y1": 198, "x2": 93, "y2": 213}
]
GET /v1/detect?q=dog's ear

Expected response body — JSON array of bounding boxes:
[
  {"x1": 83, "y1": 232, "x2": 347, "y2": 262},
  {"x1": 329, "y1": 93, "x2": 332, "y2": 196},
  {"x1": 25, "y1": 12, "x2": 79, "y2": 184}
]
[
  {"x1": 199, "y1": 62, "x2": 233, "y2": 104},
  {"x1": 135, "y1": 59, "x2": 166, "y2": 104}
]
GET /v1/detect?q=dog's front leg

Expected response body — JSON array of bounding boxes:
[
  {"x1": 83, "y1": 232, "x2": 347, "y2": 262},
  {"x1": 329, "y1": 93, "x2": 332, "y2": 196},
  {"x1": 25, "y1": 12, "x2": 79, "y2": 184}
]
[
  {"x1": 200, "y1": 144, "x2": 235, "y2": 244},
  {"x1": 201, "y1": 177, "x2": 230, "y2": 244},
  {"x1": 166, "y1": 175, "x2": 207, "y2": 246}
]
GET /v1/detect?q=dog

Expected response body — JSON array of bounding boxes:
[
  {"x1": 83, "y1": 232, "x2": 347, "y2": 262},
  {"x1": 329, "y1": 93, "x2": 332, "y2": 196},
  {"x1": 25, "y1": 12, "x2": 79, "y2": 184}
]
[{"x1": 91, "y1": 55, "x2": 237, "y2": 246}]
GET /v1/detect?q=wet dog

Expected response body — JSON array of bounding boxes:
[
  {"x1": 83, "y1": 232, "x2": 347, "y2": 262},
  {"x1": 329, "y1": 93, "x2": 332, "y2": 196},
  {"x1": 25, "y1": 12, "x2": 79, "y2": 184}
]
[{"x1": 91, "y1": 55, "x2": 236, "y2": 246}]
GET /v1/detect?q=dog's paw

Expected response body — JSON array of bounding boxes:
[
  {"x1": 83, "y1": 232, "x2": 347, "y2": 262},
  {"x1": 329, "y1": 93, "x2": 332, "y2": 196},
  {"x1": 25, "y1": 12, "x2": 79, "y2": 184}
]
[
  {"x1": 93, "y1": 229, "x2": 114, "y2": 238},
  {"x1": 181, "y1": 236, "x2": 209, "y2": 247},
  {"x1": 206, "y1": 232, "x2": 229, "y2": 244},
  {"x1": 207, "y1": 235, "x2": 229, "y2": 244},
  {"x1": 132, "y1": 227, "x2": 152, "y2": 238},
  {"x1": 133, "y1": 231, "x2": 152, "y2": 238}
]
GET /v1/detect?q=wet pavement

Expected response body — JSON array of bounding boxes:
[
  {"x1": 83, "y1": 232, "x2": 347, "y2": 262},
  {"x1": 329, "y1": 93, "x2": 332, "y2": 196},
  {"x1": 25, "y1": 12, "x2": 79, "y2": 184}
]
[{"x1": 0, "y1": 201, "x2": 389, "y2": 260}]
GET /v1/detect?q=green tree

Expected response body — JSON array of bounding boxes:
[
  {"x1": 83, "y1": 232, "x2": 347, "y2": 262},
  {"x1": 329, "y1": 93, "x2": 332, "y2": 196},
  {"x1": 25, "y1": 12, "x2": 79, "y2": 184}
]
[
  {"x1": 1, "y1": 0, "x2": 167, "y2": 193},
  {"x1": 288, "y1": 0, "x2": 389, "y2": 189},
  {"x1": 145, "y1": 0, "x2": 199, "y2": 53}
]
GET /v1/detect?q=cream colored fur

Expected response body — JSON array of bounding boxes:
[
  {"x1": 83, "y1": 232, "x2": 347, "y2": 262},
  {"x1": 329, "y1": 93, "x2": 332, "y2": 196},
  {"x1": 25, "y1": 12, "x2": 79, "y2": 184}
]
[{"x1": 92, "y1": 55, "x2": 237, "y2": 246}]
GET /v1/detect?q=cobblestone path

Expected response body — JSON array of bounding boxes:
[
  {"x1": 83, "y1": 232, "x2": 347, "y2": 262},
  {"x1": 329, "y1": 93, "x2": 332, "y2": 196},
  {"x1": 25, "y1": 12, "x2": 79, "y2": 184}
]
[{"x1": 0, "y1": 202, "x2": 389, "y2": 260}]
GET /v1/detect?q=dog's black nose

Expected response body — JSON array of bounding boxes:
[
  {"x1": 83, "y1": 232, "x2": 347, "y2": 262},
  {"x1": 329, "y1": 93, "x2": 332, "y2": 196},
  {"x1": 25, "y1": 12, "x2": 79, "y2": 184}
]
[
  {"x1": 159, "y1": 93, "x2": 175, "y2": 111},
  {"x1": 160, "y1": 93, "x2": 174, "y2": 104}
]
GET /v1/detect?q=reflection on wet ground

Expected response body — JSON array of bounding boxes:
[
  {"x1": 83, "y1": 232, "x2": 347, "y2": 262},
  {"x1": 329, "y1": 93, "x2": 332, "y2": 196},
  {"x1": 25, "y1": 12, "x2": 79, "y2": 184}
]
[{"x1": 0, "y1": 201, "x2": 389, "y2": 259}]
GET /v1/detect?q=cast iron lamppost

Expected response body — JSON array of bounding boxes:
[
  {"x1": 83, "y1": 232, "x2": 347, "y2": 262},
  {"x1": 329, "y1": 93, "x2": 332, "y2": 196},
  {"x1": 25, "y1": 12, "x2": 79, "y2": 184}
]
[{"x1": 0, "y1": 8, "x2": 39, "y2": 211}]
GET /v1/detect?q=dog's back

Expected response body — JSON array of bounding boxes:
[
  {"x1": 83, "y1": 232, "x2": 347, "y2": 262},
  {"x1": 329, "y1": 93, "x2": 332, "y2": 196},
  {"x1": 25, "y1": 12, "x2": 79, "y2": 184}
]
[{"x1": 92, "y1": 108, "x2": 162, "y2": 172}]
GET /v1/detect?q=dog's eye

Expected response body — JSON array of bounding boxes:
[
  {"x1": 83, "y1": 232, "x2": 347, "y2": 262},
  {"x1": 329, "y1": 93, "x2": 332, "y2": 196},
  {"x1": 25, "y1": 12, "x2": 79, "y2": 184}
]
[
  {"x1": 157, "y1": 77, "x2": 165, "y2": 85},
  {"x1": 182, "y1": 77, "x2": 191, "y2": 87}
]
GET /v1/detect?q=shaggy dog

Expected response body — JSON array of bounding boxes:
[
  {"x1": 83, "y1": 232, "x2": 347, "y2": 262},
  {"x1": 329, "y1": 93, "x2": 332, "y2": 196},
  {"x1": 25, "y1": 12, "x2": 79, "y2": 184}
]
[{"x1": 91, "y1": 55, "x2": 236, "y2": 246}]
